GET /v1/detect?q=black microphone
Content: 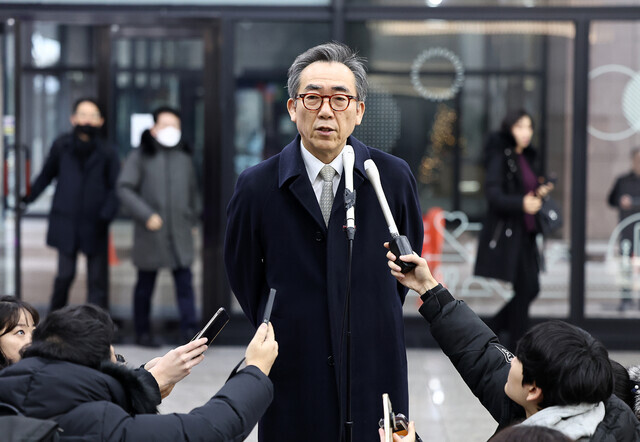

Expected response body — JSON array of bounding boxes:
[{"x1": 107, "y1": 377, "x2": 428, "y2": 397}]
[
  {"x1": 364, "y1": 159, "x2": 416, "y2": 273},
  {"x1": 343, "y1": 145, "x2": 356, "y2": 240}
]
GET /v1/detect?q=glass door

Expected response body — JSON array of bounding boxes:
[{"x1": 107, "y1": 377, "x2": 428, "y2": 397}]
[
  {"x1": 108, "y1": 25, "x2": 206, "y2": 320},
  {"x1": 1, "y1": 19, "x2": 23, "y2": 297}
]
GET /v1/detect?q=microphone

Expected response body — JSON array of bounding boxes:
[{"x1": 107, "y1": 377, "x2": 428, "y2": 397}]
[
  {"x1": 364, "y1": 159, "x2": 416, "y2": 274},
  {"x1": 343, "y1": 145, "x2": 356, "y2": 240}
]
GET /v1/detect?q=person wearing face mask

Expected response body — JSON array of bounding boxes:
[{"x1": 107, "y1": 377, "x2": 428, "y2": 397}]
[
  {"x1": 23, "y1": 98, "x2": 120, "y2": 312},
  {"x1": 474, "y1": 109, "x2": 555, "y2": 350},
  {"x1": 117, "y1": 106, "x2": 201, "y2": 347}
]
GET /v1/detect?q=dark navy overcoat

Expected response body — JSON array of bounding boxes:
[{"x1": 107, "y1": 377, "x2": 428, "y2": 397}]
[
  {"x1": 225, "y1": 136, "x2": 423, "y2": 442},
  {"x1": 26, "y1": 133, "x2": 120, "y2": 256}
]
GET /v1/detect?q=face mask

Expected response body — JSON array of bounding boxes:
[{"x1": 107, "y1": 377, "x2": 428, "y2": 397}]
[
  {"x1": 74, "y1": 124, "x2": 99, "y2": 139},
  {"x1": 155, "y1": 126, "x2": 181, "y2": 148}
]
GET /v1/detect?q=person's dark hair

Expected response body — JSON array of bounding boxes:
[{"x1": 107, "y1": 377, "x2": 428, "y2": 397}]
[
  {"x1": 152, "y1": 106, "x2": 181, "y2": 123},
  {"x1": 489, "y1": 424, "x2": 572, "y2": 442},
  {"x1": 516, "y1": 320, "x2": 613, "y2": 410},
  {"x1": 626, "y1": 365, "x2": 640, "y2": 419},
  {"x1": 0, "y1": 295, "x2": 40, "y2": 369},
  {"x1": 611, "y1": 359, "x2": 634, "y2": 410},
  {"x1": 23, "y1": 304, "x2": 114, "y2": 370},
  {"x1": 287, "y1": 41, "x2": 368, "y2": 102},
  {"x1": 72, "y1": 97, "x2": 103, "y2": 117},
  {"x1": 500, "y1": 109, "x2": 534, "y2": 136}
]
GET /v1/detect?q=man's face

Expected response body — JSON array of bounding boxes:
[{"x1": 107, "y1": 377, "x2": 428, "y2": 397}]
[
  {"x1": 70, "y1": 101, "x2": 104, "y2": 128},
  {"x1": 287, "y1": 61, "x2": 365, "y2": 163},
  {"x1": 151, "y1": 111, "x2": 181, "y2": 136}
]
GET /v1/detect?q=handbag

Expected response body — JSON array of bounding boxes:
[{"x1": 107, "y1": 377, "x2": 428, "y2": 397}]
[{"x1": 537, "y1": 197, "x2": 563, "y2": 235}]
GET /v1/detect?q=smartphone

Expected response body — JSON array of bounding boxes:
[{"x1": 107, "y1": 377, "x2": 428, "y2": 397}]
[
  {"x1": 190, "y1": 307, "x2": 230, "y2": 346},
  {"x1": 263, "y1": 288, "x2": 277, "y2": 324},
  {"x1": 378, "y1": 394, "x2": 422, "y2": 442}
]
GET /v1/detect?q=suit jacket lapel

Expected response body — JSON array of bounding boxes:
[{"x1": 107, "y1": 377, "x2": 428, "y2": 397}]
[
  {"x1": 350, "y1": 136, "x2": 370, "y2": 192},
  {"x1": 279, "y1": 137, "x2": 326, "y2": 229},
  {"x1": 278, "y1": 136, "x2": 372, "y2": 230}
]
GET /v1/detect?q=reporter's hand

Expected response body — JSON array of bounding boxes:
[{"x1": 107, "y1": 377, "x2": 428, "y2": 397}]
[
  {"x1": 245, "y1": 322, "x2": 278, "y2": 376},
  {"x1": 621, "y1": 194, "x2": 633, "y2": 210},
  {"x1": 147, "y1": 337, "x2": 207, "y2": 399},
  {"x1": 523, "y1": 192, "x2": 542, "y2": 214},
  {"x1": 377, "y1": 421, "x2": 416, "y2": 442},
  {"x1": 385, "y1": 243, "x2": 438, "y2": 294},
  {"x1": 146, "y1": 213, "x2": 163, "y2": 231}
]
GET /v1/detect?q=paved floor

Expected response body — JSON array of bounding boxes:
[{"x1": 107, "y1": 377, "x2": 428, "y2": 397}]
[{"x1": 118, "y1": 344, "x2": 640, "y2": 442}]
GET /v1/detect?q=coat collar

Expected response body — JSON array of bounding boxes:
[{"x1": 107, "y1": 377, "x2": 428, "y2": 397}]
[
  {"x1": 278, "y1": 135, "x2": 370, "y2": 230},
  {"x1": 278, "y1": 135, "x2": 369, "y2": 189}
]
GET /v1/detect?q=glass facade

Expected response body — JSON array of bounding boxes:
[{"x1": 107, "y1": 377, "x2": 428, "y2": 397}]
[
  {"x1": 233, "y1": 21, "x2": 332, "y2": 175},
  {"x1": 586, "y1": 21, "x2": 640, "y2": 318},
  {"x1": 343, "y1": 20, "x2": 574, "y2": 318},
  {"x1": 1, "y1": 1, "x2": 639, "y2": 344},
  {"x1": 19, "y1": 23, "x2": 97, "y2": 215}
]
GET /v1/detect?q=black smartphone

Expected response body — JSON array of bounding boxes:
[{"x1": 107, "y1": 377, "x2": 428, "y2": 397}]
[
  {"x1": 190, "y1": 307, "x2": 230, "y2": 346},
  {"x1": 263, "y1": 288, "x2": 277, "y2": 324}
]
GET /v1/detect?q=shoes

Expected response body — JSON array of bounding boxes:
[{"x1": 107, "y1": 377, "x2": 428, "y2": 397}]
[{"x1": 135, "y1": 333, "x2": 161, "y2": 348}]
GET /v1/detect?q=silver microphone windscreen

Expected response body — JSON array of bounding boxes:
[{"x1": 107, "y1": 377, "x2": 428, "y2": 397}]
[{"x1": 364, "y1": 159, "x2": 399, "y2": 237}]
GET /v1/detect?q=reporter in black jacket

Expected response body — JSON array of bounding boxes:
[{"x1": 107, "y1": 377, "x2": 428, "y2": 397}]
[
  {"x1": 0, "y1": 304, "x2": 277, "y2": 441},
  {"x1": 386, "y1": 246, "x2": 640, "y2": 441}
]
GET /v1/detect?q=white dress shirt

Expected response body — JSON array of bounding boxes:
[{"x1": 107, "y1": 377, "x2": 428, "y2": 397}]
[{"x1": 300, "y1": 141, "x2": 344, "y2": 204}]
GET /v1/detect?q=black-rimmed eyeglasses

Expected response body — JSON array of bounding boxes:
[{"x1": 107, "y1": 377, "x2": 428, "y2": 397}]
[{"x1": 296, "y1": 93, "x2": 357, "y2": 112}]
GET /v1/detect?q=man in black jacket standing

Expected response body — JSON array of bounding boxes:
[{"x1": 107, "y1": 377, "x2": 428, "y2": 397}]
[
  {"x1": 24, "y1": 98, "x2": 120, "y2": 312},
  {"x1": 385, "y1": 247, "x2": 640, "y2": 441}
]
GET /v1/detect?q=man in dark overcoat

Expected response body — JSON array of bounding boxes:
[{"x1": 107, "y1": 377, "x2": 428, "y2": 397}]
[
  {"x1": 24, "y1": 98, "x2": 120, "y2": 311},
  {"x1": 118, "y1": 107, "x2": 201, "y2": 346},
  {"x1": 224, "y1": 42, "x2": 423, "y2": 441}
]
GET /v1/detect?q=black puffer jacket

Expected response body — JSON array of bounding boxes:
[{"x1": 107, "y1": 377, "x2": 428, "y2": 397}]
[
  {"x1": 419, "y1": 285, "x2": 640, "y2": 441},
  {"x1": 0, "y1": 356, "x2": 273, "y2": 441}
]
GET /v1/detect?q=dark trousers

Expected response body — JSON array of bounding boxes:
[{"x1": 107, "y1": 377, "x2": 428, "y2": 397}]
[
  {"x1": 50, "y1": 249, "x2": 109, "y2": 312},
  {"x1": 491, "y1": 232, "x2": 540, "y2": 349},
  {"x1": 133, "y1": 267, "x2": 197, "y2": 337}
]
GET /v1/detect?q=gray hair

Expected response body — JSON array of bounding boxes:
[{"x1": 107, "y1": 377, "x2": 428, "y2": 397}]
[{"x1": 287, "y1": 42, "x2": 368, "y2": 102}]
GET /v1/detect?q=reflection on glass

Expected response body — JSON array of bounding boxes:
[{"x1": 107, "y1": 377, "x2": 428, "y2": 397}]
[
  {"x1": 587, "y1": 21, "x2": 640, "y2": 318},
  {"x1": 347, "y1": 20, "x2": 573, "y2": 319},
  {"x1": 22, "y1": 71, "x2": 96, "y2": 215},
  {"x1": 22, "y1": 22, "x2": 94, "y2": 68},
  {"x1": 115, "y1": 39, "x2": 131, "y2": 69},
  {"x1": 232, "y1": 21, "x2": 331, "y2": 185},
  {"x1": 135, "y1": 40, "x2": 148, "y2": 69}
]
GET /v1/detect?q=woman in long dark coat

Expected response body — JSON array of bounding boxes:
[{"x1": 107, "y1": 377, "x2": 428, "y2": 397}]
[{"x1": 474, "y1": 110, "x2": 554, "y2": 349}]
